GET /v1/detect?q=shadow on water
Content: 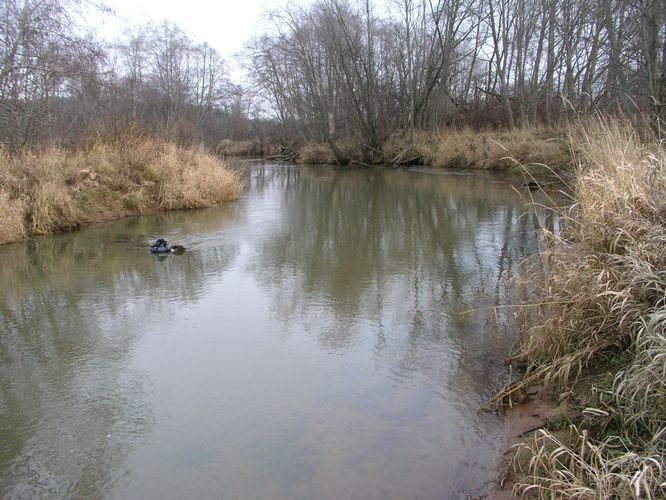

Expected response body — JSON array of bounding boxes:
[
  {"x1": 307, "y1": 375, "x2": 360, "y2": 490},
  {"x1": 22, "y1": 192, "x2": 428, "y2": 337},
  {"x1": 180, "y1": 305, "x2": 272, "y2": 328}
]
[{"x1": 0, "y1": 163, "x2": 559, "y2": 499}]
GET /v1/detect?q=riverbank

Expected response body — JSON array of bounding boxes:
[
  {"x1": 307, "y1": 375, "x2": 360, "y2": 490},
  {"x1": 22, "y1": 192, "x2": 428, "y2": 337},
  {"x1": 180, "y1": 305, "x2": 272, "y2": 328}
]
[
  {"x1": 493, "y1": 118, "x2": 665, "y2": 497},
  {"x1": 0, "y1": 138, "x2": 242, "y2": 245},
  {"x1": 217, "y1": 127, "x2": 572, "y2": 178}
]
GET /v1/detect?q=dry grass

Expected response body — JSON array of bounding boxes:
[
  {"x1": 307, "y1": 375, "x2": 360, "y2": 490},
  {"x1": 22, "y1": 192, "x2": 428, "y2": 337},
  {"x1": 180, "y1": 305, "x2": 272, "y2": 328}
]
[
  {"x1": 495, "y1": 118, "x2": 666, "y2": 498},
  {"x1": 511, "y1": 312, "x2": 665, "y2": 498},
  {"x1": 382, "y1": 131, "x2": 429, "y2": 165},
  {"x1": 382, "y1": 127, "x2": 572, "y2": 171},
  {"x1": 296, "y1": 142, "x2": 337, "y2": 165},
  {"x1": 30, "y1": 180, "x2": 79, "y2": 234},
  {"x1": 0, "y1": 139, "x2": 242, "y2": 245},
  {"x1": 501, "y1": 119, "x2": 665, "y2": 391},
  {"x1": 217, "y1": 139, "x2": 269, "y2": 157},
  {"x1": 148, "y1": 143, "x2": 242, "y2": 210},
  {"x1": 0, "y1": 189, "x2": 27, "y2": 243},
  {"x1": 513, "y1": 424, "x2": 664, "y2": 498}
]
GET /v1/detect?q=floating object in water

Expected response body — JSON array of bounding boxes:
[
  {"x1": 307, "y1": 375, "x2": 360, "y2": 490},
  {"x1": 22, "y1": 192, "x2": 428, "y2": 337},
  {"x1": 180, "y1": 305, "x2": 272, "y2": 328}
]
[
  {"x1": 150, "y1": 238, "x2": 171, "y2": 253},
  {"x1": 523, "y1": 181, "x2": 540, "y2": 191},
  {"x1": 149, "y1": 238, "x2": 185, "y2": 254}
]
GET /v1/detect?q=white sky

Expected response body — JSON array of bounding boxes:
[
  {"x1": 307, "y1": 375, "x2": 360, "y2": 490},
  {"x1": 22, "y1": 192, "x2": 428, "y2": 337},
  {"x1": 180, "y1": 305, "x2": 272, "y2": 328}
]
[
  {"x1": 91, "y1": 0, "x2": 298, "y2": 81},
  {"x1": 89, "y1": 0, "x2": 395, "y2": 83}
]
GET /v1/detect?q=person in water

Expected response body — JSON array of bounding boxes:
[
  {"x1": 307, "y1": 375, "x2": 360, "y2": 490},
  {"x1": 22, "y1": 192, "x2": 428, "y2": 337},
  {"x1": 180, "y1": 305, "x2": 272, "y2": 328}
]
[
  {"x1": 150, "y1": 238, "x2": 172, "y2": 253},
  {"x1": 150, "y1": 238, "x2": 186, "y2": 255}
]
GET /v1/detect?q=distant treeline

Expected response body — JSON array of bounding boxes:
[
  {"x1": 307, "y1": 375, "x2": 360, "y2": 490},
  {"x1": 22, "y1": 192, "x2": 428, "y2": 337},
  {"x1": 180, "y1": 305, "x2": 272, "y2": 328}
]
[
  {"x1": 249, "y1": 0, "x2": 665, "y2": 162},
  {"x1": 0, "y1": 0, "x2": 253, "y2": 151},
  {"x1": 1, "y1": 0, "x2": 664, "y2": 158}
]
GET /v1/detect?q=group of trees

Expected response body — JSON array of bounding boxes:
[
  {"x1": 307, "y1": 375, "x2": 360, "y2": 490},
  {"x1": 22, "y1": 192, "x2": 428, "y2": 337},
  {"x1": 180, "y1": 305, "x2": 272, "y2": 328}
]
[
  {"x1": 0, "y1": 0, "x2": 250, "y2": 150},
  {"x1": 250, "y1": 0, "x2": 666, "y2": 160},
  {"x1": 2, "y1": 0, "x2": 664, "y2": 154}
]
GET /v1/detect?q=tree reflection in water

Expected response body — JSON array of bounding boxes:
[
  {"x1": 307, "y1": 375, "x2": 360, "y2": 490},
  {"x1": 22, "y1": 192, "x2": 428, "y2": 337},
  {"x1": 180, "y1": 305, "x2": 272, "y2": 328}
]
[{"x1": 0, "y1": 164, "x2": 559, "y2": 499}]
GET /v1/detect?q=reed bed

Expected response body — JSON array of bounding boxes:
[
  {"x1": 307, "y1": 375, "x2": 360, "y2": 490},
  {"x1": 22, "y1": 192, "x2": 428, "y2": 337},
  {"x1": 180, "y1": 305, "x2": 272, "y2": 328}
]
[
  {"x1": 495, "y1": 118, "x2": 666, "y2": 498},
  {"x1": 0, "y1": 138, "x2": 242, "y2": 245}
]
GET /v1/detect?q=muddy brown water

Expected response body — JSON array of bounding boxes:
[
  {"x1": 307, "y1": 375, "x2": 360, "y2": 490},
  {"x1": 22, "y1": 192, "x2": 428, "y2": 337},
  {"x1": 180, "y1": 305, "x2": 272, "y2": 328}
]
[{"x1": 0, "y1": 165, "x2": 557, "y2": 499}]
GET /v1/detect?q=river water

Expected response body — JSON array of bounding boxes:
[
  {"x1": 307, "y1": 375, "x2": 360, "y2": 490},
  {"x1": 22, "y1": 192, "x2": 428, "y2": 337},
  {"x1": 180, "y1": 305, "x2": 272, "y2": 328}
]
[{"x1": 0, "y1": 164, "x2": 555, "y2": 499}]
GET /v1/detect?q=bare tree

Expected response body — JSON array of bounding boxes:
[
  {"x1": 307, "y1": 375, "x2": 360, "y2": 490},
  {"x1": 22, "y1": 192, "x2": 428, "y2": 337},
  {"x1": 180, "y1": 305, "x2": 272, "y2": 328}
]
[{"x1": 3, "y1": 0, "x2": 665, "y2": 151}]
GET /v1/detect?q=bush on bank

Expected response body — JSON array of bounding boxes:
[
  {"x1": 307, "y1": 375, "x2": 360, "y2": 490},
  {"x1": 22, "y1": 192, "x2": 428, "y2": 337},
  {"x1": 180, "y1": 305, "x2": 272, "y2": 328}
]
[{"x1": 0, "y1": 138, "x2": 242, "y2": 245}]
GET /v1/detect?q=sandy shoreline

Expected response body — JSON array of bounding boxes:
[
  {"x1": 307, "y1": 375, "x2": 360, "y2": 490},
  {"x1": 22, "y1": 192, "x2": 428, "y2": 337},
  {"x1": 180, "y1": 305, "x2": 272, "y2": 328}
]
[{"x1": 490, "y1": 393, "x2": 569, "y2": 498}]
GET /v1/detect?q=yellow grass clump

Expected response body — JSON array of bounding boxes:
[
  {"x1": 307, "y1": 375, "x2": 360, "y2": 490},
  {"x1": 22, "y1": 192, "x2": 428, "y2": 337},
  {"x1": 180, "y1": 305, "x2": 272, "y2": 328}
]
[
  {"x1": 30, "y1": 181, "x2": 79, "y2": 234},
  {"x1": 296, "y1": 142, "x2": 337, "y2": 165},
  {"x1": 0, "y1": 190, "x2": 26, "y2": 243},
  {"x1": 496, "y1": 118, "x2": 666, "y2": 498},
  {"x1": 152, "y1": 144, "x2": 242, "y2": 210},
  {"x1": 0, "y1": 139, "x2": 243, "y2": 245},
  {"x1": 382, "y1": 127, "x2": 572, "y2": 172}
]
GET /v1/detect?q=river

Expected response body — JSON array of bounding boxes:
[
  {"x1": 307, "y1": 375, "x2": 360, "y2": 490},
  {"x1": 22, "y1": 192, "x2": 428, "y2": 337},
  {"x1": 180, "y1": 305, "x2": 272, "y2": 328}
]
[{"x1": 0, "y1": 164, "x2": 556, "y2": 499}]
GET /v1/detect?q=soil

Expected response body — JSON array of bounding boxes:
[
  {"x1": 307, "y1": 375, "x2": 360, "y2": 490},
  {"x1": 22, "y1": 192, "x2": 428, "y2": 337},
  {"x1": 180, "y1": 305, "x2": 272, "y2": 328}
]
[{"x1": 489, "y1": 389, "x2": 572, "y2": 499}]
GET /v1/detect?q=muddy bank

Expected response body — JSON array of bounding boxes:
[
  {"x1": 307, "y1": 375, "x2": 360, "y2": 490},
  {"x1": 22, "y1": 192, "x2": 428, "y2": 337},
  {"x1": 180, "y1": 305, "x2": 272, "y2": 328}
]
[{"x1": 492, "y1": 393, "x2": 571, "y2": 498}]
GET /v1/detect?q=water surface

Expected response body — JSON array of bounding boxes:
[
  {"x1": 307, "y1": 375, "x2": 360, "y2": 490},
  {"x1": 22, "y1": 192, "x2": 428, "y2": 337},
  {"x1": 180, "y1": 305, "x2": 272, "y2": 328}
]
[{"x1": 0, "y1": 165, "x2": 555, "y2": 499}]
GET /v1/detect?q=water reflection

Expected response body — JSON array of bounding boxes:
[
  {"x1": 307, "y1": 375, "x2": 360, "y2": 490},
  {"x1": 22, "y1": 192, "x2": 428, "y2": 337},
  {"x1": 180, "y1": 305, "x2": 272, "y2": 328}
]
[
  {"x1": 249, "y1": 166, "x2": 545, "y2": 394},
  {"x1": 0, "y1": 208, "x2": 241, "y2": 498},
  {"x1": 0, "y1": 164, "x2": 555, "y2": 499}
]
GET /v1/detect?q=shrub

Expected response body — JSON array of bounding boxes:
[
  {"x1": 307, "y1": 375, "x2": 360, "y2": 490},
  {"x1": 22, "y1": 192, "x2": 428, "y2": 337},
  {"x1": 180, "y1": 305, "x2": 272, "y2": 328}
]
[{"x1": 0, "y1": 139, "x2": 243, "y2": 245}]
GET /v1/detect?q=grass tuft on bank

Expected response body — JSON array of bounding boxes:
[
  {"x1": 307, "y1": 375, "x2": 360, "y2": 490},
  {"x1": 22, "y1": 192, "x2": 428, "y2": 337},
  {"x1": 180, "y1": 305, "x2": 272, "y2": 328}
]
[
  {"x1": 221, "y1": 127, "x2": 572, "y2": 174},
  {"x1": 495, "y1": 118, "x2": 665, "y2": 497},
  {"x1": 0, "y1": 138, "x2": 242, "y2": 245},
  {"x1": 384, "y1": 127, "x2": 572, "y2": 172}
]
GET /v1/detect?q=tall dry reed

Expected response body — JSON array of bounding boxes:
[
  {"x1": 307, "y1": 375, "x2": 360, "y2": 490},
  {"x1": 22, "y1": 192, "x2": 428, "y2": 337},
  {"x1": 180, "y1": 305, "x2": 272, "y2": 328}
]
[{"x1": 497, "y1": 118, "x2": 666, "y2": 498}]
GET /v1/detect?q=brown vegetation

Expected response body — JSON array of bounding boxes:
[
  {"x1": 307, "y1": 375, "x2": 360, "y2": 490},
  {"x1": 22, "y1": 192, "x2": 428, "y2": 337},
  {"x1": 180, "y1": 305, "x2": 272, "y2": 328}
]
[
  {"x1": 221, "y1": 127, "x2": 573, "y2": 174},
  {"x1": 296, "y1": 143, "x2": 338, "y2": 165},
  {"x1": 383, "y1": 127, "x2": 572, "y2": 172},
  {"x1": 495, "y1": 119, "x2": 665, "y2": 497},
  {"x1": 0, "y1": 139, "x2": 242, "y2": 245},
  {"x1": 216, "y1": 139, "x2": 277, "y2": 157},
  {"x1": 0, "y1": 191, "x2": 27, "y2": 243}
]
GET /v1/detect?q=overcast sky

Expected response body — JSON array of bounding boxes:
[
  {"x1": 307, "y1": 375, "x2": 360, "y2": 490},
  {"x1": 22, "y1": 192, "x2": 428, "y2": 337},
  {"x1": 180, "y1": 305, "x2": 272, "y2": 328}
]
[
  {"x1": 92, "y1": 0, "x2": 297, "y2": 81},
  {"x1": 90, "y1": 0, "x2": 398, "y2": 82}
]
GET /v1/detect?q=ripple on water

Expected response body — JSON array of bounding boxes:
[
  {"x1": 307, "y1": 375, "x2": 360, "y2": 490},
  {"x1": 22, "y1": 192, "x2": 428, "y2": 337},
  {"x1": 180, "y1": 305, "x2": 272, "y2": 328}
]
[{"x1": 0, "y1": 165, "x2": 550, "y2": 499}]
